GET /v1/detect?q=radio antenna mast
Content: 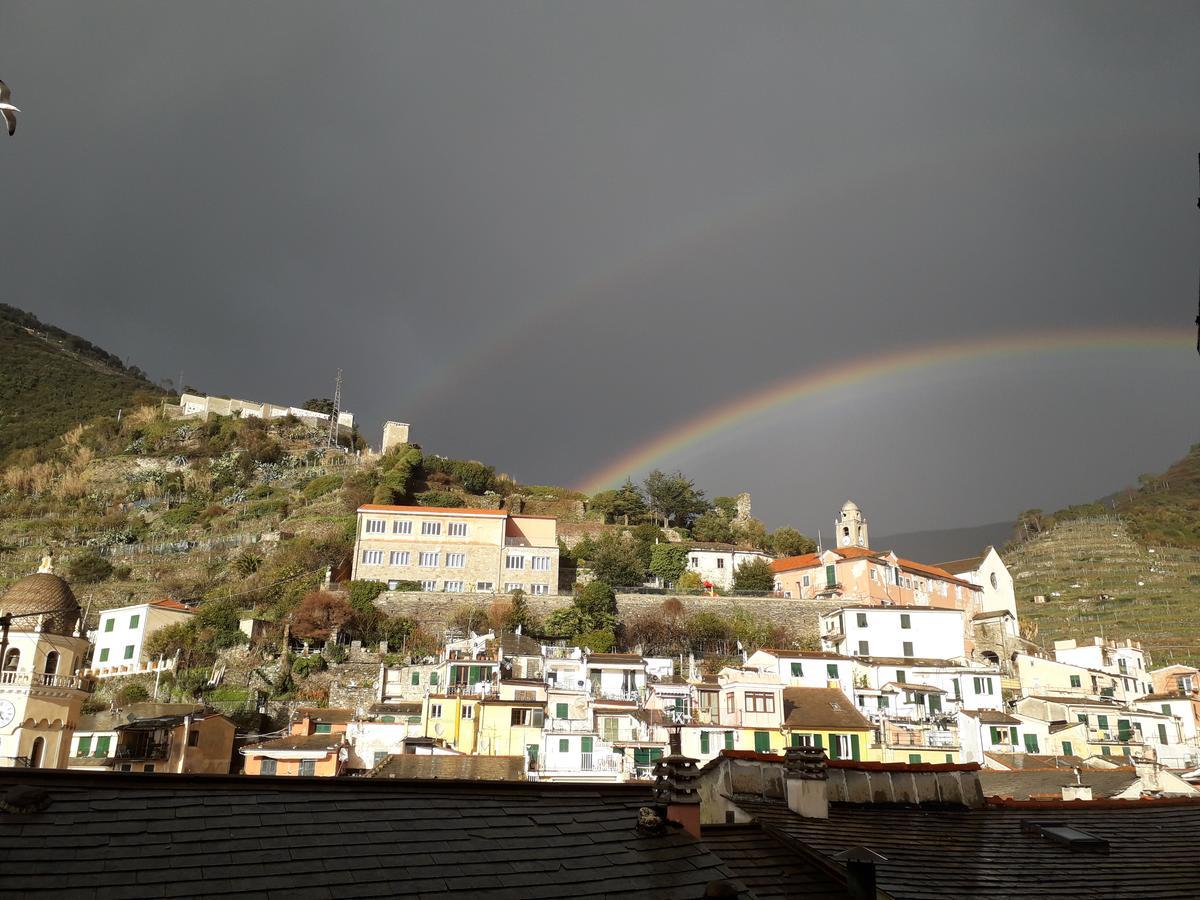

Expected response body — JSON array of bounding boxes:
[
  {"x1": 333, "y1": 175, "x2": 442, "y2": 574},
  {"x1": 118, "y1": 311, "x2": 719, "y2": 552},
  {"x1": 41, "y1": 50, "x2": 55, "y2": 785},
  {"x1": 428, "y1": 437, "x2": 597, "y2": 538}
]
[{"x1": 327, "y1": 368, "x2": 343, "y2": 448}]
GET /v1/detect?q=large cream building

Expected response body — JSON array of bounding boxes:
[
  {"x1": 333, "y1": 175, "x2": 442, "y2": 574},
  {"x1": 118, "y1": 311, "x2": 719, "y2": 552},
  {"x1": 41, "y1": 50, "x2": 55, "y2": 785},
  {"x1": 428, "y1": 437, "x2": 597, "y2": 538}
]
[
  {"x1": 352, "y1": 505, "x2": 560, "y2": 595},
  {"x1": 0, "y1": 561, "x2": 93, "y2": 768}
]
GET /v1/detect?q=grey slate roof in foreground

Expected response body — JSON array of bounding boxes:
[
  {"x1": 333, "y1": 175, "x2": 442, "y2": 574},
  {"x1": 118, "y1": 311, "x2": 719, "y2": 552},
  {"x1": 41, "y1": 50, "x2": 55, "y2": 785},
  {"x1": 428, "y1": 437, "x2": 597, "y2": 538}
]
[{"x1": 0, "y1": 769, "x2": 754, "y2": 900}]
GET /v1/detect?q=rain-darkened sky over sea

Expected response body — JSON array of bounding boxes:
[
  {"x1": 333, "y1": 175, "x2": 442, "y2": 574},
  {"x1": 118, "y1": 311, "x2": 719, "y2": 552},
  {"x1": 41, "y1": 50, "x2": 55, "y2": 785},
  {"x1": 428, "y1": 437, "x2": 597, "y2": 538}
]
[{"x1": 2, "y1": 1, "x2": 1197, "y2": 539}]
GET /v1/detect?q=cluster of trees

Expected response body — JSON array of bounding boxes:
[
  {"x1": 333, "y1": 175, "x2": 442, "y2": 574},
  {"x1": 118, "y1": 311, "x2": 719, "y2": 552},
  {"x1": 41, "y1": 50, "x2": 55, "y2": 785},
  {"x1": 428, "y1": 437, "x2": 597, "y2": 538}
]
[
  {"x1": 588, "y1": 470, "x2": 815, "y2": 559},
  {"x1": 621, "y1": 597, "x2": 811, "y2": 661}
]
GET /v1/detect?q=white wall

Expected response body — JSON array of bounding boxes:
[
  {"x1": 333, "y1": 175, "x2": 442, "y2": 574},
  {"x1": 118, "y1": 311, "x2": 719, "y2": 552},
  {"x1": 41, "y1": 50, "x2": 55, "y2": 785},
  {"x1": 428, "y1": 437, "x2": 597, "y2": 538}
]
[{"x1": 826, "y1": 607, "x2": 965, "y2": 661}]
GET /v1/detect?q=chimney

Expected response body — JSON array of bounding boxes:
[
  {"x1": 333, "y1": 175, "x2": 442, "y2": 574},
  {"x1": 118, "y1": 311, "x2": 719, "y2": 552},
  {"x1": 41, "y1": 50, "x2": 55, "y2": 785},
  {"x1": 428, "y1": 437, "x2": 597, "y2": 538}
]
[
  {"x1": 784, "y1": 745, "x2": 829, "y2": 819},
  {"x1": 833, "y1": 847, "x2": 887, "y2": 900},
  {"x1": 1134, "y1": 756, "x2": 1162, "y2": 791},
  {"x1": 653, "y1": 730, "x2": 701, "y2": 839},
  {"x1": 1061, "y1": 784, "x2": 1093, "y2": 802}
]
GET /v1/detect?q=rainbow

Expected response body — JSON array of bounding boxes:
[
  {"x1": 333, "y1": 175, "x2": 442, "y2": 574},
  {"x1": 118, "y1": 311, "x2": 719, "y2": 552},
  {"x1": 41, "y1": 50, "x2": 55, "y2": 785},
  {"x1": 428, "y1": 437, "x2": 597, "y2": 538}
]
[{"x1": 577, "y1": 325, "x2": 1192, "y2": 494}]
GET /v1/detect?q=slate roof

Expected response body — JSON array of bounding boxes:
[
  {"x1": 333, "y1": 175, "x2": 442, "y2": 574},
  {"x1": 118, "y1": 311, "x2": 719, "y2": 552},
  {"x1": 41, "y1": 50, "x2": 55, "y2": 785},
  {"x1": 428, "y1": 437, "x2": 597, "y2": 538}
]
[
  {"x1": 979, "y1": 768, "x2": 1145, "y2": 800},
  {"x1": 737, "y1": 796, "x2": 1200, "y2": 899},
  {"x1": 782, "y1": 687, "x2": 872, "y2": 731},
  {"x1": 0, "y1": 769, "x2": 751, "y2": 899},
  {"x1": 985, "y1": 752, "x2": 1087, "y2": 770},
  {"x1": 243, "y1": 733, "x2": 346, "y2": 754},
  {"x1": 697, "y1": 825, "x2": 845, "y2": 899},
  {"x1": 367, "y1": 754, "x2": 526, "y2": 781}
]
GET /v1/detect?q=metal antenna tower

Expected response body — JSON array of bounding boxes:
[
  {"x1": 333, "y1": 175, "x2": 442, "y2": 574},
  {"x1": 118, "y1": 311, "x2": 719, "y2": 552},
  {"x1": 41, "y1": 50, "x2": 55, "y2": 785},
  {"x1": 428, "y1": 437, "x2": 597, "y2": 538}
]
[
  {"x1": 1195, "y1": 152, "x2": 1199, "y2": 356},
  {"x1": 327, "y1": 368, "x2": 343, "y2": 448}
]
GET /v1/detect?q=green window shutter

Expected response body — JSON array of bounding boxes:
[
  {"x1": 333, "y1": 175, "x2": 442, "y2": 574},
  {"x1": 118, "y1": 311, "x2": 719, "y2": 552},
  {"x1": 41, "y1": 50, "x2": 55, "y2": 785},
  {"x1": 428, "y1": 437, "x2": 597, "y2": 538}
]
[
  {"x1": 951, "y1": 679, "x2": 960, "y2": 700},
  {"x1": 94, "y1": 736, "x2": 111, "y2": 757},
  {"x1": 826, "y1": 565, "x2": 837, "y2": 588},
  {"x1": 908, "y1": 753, "x2": 922, "y2": 764},
  {"x1": 103, "y1": 618, "x2": 114, "y2": 632},
  {"x1": 902, "y1": 642, "x2": 913, "y2": 658},
  {"x1": 129, "y1": 614, "x2": 139, "y2": 629},
  {"x1": 813, "y1": 734, "x2": 823, "y2": 749},
  {"x1": 581, "y1": 737, "x2": 593, "y2": 753},
  {"x1": 1101, "y1": 746, "x2": 1111, "y2": 756},
  {"x1": 527, "y1": 744, "x2": 538, "y2": 763},
  {"x1": 1097, "y1": 715, "x2": 1109, "y2": 731},
  {"x1": 850, "y1": 734, "x2": 861, "y2": 761},
  {"x1": 314, "y1": 723, "x2": 332, "y2": 734},
  {"x1": 896, "y1": 671, "x2": 906, "y2": 683},
  {"x1": 945, "y1": 754, "x2": 954, "y2": 763},
  {"x1": 77, "y1": 736, "x2": 91, "y2": 757},
  {"x1": 826, "y1": 664, "x2": 838, "y2": 678},
  {"x1": 700, "y1": 732, "x2": 710, "y2": 754},
  {"x1": 1077, "y1": 713, "x2": 1088, "y2": 725},
  {"x1": 856, "y1": 613, "x2": 867, "y2": 627},
  {"x1": 1023, "y1": 734, "x2": 1039, "y2": 753},
  {"x1": 1158, "y1": 724, "x2": 1168, "y2": 744},
  {"x1": 556, "y1": 703, "x2": 568, "y2": 719},
  {"x1": 123, "y1": 645, "x2": 135, "y2": 660},
  {"x1": 900, "y1": 614, "x2": 910, "y2": 629},
  {"x1": 828, "y1": 735, "x2": 840, "y2": 760},
  {"x1": 1162, "y1": 704, "x2": 1171, "y2": 715},
  {"x1": 928, "y1": 694, "x2": 942, "y2": 713},
  {"x1": 99, "y1": 648, "x2": 109, "y2": 662},
  {"x1": 1061, "y1": 741, "x2": 1073, "y2": 756},
  {"x1": 879, "y1": 695, "x2": 889, "y2": 709},
  {"x1": 753, "y1": 732, "x2": 770, "y2": 752},
  {"x1": 724, "y1": 731, "x2": 734, "y2": 750},
  {"x1": 790, "y1": 733, "x2": 801, "y2": 747},
  {"x1": 559, "y1": 739, "x2": 569, "y2": 752},
  {"x1": 1117, "y1": 719, "x2": 1132, "y2": 741},
  {"x1": 791, "y1": 662, "x2": 803, "y2": 677},
  {"x1": 412, "y1": 672, "x2": 420, "y2": 685},
  {"x1": 1010, "y1": 728, "x2": 1018, "y2": 745},
  {"x1": 430, "y1": 672, "x2": 438, "y2": 685},
  {"x1": 468, "y1": 665, "x2": 480, "y2": 683},
  {"x1": 990, "y1": 727, "x2": 1002, "y2": 744},
  {"x1": 1069, "y1": 675, "x2": 1081, "y2": 688}
]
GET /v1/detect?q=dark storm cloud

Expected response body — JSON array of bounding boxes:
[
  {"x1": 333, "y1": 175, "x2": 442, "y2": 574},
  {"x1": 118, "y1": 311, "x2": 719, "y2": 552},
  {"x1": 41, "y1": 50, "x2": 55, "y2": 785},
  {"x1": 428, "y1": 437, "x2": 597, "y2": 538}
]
[{"x1": 1, "y1": 1, "x2": 1197, "y2": 535}]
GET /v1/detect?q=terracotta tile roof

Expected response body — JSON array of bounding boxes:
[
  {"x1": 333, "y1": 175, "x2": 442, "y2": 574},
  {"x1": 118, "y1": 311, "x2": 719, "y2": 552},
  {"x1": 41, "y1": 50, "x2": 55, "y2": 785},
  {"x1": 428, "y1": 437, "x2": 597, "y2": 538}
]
[
  {"x1": 782, "y1": 686, "x2": 872, "y2": 731},
  {"x1": 148, "y1": 597, "x2": 194, "y2": 612},
  {"x1": 984, "y1": 752, "x2": 1088, "y2": 770},
  {"x1": 715, "y1": 749, "x2": 979, "y2": 773},
  {"x1": 295, "y1": 707, "x2": 355, "y2": 724},
  {"x1": 959, "y1": 709, "x2": 1021, "y2": 724},
  {"x1": 936, "y1": 553, "x2": 987, "y2": 575},
  {"x1": 770, "y1": 546, "x2": 980, "y2": 589},
  {"x1": 357, "y1": 504, "x2": 507, "y2": 516},
  {"x1": 979, "y1": 768, "x2": 1152, "y2": 800},
  {"x1": 754, "y1": 649, "x2": 853, "y2": 661},
  {"x1": 243, "y1": 733, "x2": 346, "y2": 753}
]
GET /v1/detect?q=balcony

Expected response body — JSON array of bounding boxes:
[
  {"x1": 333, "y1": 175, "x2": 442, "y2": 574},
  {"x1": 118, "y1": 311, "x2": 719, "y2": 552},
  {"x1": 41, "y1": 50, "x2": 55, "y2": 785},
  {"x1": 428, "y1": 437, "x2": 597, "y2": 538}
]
[
  {"x1": 1089, "y1": 730, "x2": 1142, "y2": 744},
  {"x1": 545, "y1": 719, "x2": 597, "y2": 734},
  {"x1": 594, "y1": 690, "x2": 641, "y2": 703},
  {"x1": 886, "y1": 730, "x2": 959, "y2": 749},
  {"x1": 600, "y1": 728, "x2": 657, "y2": 744},
  {"x1": 0, "y1": 670, "x2": 93, "y2": 691},
  {"x1": 112, "y1": 739, "x2": 169, "y2": 761}
]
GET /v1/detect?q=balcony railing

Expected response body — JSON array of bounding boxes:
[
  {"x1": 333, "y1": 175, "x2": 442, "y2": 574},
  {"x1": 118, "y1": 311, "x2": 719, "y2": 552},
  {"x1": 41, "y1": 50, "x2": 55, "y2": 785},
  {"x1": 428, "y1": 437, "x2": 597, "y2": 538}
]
[
  {"x1": 113, "y1": 741, "x2": 169, "y2": 761},
  {"x1": 886, "y1": 731, "x2": 959, "y2": 749},
  {"x1": 0, "y1": 670, "x2": 93, "y2": 691},
  {"x1": 545, "y1": 719, "x2": 597, "y2": 734},
  {"x1": 594, "y1": 690, "x2": 641, "y2": 703},
  {"x1": 1090, "y1": 730, "x2": 1142, "y2": 744}
]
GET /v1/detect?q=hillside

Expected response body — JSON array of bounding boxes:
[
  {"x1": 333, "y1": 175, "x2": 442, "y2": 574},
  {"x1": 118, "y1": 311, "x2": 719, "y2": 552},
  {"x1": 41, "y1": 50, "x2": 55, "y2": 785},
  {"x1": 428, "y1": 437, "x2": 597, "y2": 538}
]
[{"x1": 0, "y1": 304, "x2": 165, "y2": 461}]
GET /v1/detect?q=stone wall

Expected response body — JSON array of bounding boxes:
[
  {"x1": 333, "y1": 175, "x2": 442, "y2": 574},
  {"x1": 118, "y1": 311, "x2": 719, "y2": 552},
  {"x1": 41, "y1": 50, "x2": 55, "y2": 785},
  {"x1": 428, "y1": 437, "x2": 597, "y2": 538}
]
[{"x1": 372, "y1": 589, "x2": 848, "y2": 643}]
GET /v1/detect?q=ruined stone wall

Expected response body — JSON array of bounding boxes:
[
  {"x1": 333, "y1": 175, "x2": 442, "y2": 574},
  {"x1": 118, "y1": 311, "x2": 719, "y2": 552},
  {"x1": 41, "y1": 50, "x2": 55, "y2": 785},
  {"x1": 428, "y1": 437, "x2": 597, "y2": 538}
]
[{"x1": 372, "y1": 590, "x2": 847, "y2": 643}]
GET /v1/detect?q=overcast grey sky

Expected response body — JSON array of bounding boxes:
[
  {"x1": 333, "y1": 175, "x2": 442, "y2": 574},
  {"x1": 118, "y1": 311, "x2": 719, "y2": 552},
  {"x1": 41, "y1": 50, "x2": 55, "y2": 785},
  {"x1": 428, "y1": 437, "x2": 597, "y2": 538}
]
[{"x1": 1, "y1": 1, "x2": 1197, "y2": 538}]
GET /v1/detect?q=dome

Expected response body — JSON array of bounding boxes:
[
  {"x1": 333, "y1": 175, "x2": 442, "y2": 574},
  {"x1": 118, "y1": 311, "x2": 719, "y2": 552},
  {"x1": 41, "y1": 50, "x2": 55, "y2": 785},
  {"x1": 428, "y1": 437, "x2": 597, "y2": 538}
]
[
  {"x1": 0, "y1": 573, "x2": 80, "y2": 634},
  {"x1": 840, "y1": 499, "x2": 860, "y2": 513}
]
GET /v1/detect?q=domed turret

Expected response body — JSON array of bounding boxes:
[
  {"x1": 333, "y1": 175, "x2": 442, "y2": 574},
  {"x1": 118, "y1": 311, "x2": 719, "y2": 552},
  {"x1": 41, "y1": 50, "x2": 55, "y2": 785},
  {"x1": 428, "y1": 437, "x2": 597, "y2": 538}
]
[
  {"x1": 836, "y1": 501, "x2": 869, "y2": 549},
  {"x1": 1, "y1": 572, "x2": 81, "y2": 635}
]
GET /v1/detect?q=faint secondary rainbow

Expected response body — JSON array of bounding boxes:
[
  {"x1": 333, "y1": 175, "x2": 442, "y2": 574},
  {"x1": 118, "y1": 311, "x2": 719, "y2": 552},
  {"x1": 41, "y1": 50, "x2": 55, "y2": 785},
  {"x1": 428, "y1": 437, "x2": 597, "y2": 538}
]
[{"x1": 577, "y1": 326, "x2": 1191, "y2": 494}]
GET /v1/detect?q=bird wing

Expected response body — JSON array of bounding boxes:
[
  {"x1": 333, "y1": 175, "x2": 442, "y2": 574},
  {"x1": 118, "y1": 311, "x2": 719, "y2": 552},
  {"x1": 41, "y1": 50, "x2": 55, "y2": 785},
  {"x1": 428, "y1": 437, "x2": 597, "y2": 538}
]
[
  {"x1": 0, "y1": 81, "x2": 9, "y2": 104},
  {"x1": 1, "y1": 107, "x2": 14, "y2": 136}
]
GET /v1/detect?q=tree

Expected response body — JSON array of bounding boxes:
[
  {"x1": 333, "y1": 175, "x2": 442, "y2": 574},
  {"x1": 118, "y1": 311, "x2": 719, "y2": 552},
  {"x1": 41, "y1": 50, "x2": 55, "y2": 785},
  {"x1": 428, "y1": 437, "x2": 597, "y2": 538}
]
[
  {"x1": 643, "y1": 469, "x2": 707, "y2": 528},
  {"x1": 732, "y1": 557, "x2": 775, "y2": 593},
  {"x1": 503, "y1": 588, "x2": 538, "y2": 633},
  {"x1": 685, "y1": 611, "x2": 732, "y2": 648},
  {"x1": 713, "y1": 496, "x2": 739, "y2": 519},
  {"x1": 649, "y1": 544, "x2": 690, "y2": 586},
  {"x1": 770, "y1": 526, "x2": 817, "y2": 558},
  {"x1": 68, "y1": 552, "x2": 113, "y2": 584},
  {"x1": 590, "y1": 479, "x2": 648, "y2": 525},
  {"x1": 587, "y1": 532, "x2": 646, "y2": 587},
  {"x1": 691, "y1": 511, "x2": 735, "y2": 544},
  {"x1": 302, "y1": 398, "x2": 336, "y2": 417},
  {"x1": 733, "y1": 517, "x2": 770, "y2": 551},
  {"x1": 676, "y1": 571, "x2": 703, "y2": 591},
  {"x1": 289, "y1": 591, "x2": 353, "y2": 641},
  {"x1": 544, "y1": 581, "x2": 618, "y2": 639}
]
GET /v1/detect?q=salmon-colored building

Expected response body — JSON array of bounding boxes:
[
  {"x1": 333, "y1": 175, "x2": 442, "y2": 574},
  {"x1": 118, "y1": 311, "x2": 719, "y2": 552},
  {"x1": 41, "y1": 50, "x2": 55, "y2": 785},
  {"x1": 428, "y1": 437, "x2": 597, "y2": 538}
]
[{"x1": 241, "y1": 708, "x2": 351, "y2": 777}]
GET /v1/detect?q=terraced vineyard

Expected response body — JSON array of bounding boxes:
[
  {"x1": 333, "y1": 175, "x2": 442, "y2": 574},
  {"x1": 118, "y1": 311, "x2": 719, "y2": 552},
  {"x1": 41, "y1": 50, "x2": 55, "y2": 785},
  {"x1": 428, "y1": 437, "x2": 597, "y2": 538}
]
[{"x1": 1008, "y1": 517, "x2": 1200, "y2": 667}]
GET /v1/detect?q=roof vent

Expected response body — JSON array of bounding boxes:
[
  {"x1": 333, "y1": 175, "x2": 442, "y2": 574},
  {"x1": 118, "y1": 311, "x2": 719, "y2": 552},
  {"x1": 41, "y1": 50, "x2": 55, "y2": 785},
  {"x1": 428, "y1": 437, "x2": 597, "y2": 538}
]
[{"x1": 1021, "y1": 821, "x2": 1110, "y2": 855}]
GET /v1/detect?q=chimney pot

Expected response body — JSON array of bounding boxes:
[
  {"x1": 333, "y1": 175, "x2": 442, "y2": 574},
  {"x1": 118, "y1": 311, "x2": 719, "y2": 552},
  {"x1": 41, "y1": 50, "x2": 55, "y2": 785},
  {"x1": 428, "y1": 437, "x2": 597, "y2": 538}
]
[
  {"x1": 784, "y1": 746, "x2": 829, "y2": 819},
  {"x1": 1061, "y1": 783, "x2": 1093, "y2": 802},
  {"x1": 653, "y1": 748, "x2": 702, "y2": 839}
]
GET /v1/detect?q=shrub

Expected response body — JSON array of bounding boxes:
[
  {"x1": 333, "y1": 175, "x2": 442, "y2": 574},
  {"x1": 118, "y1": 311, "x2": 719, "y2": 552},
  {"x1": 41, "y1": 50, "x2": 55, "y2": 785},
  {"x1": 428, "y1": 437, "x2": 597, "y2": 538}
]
[
  {"x1": 68, "y1": 552, "x2": 113, "y2": 583},
  {"x1": 112, "y1": 683, "x2": 150, "y2": 707},
  {"x1": 574, "y1": 629, "x2": 616, "y2": 653},
  {"x1": 415, "y1": 490, "x2": 464, "y2": 508},
  {"x1": 113, "y1": 564, "x2": 133, "y2": 580},
  {"x1": 289, "y1": 591, "x2": 354, "y2": 641},
  {"x1": 732, "y1": 557, "x2": 775, "y2": 593},
  {"x1": 292, "y1": 654, "x2": 328, "y2": 679},
  {"x1": 160, "y1": 502, "x2": 204, "y2": 528},
  {"x1": 649, "y1": 544, "x2": 690, "y2": 586},
  {"x1": 449, "y1": 602, "x2": 490, "y2": 634},
  {"x1": 302, "y1": 474, "x2": 343, "y2": 500},
  {"x1": 686, "y1": 611, "x2": 732, "y2": 648},
  {"x1": 347, "y1": 580, "x2": 388, "y2": 612},
  {"x1": 324, "y1": 643, "x2": 348, "y2": 664}
]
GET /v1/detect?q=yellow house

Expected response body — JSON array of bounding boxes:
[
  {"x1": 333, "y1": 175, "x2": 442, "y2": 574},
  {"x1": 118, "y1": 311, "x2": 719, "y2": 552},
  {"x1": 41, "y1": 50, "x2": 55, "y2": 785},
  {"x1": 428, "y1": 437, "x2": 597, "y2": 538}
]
[
  {"x1": 422, "y1": 694, "x2": 482, "y2": 753},
  {"x1": 474, "y1": 700, "x2": 545, "y2": 769},
  {"x1": 781, "y1": 687, "x2": 877, "y2": 762}
]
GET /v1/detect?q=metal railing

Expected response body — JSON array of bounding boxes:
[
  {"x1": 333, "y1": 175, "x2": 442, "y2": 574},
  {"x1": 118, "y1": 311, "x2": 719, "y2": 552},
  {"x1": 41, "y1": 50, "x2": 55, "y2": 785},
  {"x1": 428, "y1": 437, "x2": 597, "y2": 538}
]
[{"x1": 545, "y1": 719, "x2": 597, "y2": 734}]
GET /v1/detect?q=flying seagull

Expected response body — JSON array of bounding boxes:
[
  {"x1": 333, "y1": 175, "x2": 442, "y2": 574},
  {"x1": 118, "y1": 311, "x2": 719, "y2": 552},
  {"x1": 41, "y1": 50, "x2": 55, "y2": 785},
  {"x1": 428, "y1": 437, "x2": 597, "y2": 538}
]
[{"x1": 0, "y1": 81, "x2": 18, "y2": 136}]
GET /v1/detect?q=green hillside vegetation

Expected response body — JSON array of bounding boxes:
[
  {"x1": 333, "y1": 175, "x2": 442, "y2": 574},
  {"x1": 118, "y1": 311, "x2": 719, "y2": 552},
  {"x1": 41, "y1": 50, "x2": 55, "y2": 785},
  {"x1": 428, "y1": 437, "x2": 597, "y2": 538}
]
[{"x1": 0, "y1": 304, "x2": 165, "y2": 461}]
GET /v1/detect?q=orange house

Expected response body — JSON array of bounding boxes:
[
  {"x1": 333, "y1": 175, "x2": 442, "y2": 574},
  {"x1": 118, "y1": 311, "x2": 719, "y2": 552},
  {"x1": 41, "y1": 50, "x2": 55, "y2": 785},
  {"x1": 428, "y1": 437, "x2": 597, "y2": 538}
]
[{"x1": 241, "y1": 708, "x2": 352, "y2": 777}]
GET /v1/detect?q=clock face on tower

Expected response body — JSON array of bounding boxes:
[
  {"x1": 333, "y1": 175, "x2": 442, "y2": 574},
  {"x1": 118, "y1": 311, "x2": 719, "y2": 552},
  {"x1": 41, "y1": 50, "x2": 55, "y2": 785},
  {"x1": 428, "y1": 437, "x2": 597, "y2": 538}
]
[{"x1": 0, "y1": 699, "x2": 16, "y2": 728}]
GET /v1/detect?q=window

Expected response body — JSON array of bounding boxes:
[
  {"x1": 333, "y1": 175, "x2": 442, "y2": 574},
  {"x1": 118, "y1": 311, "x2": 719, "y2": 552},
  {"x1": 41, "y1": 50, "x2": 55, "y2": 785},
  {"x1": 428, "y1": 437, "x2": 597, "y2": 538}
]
[
  {"x1": 299, "y1": 760, "x2": 316, "y2": 777},
  {"x1": 103, "y1": 618, "x2": 114, "y2": 633},
  {"x1": 1077, "y1": 713, "x2": 1088, "y2": 726},
  {"x1": 430, "y1": 704, "x2": 443, "y2": 718},
  {"x1": 506, "y1": 555, "x2": 525, "y2": 570},
  {"x1": 1101, "y1": 746, "x2": 1111, "y2": 756},
  {"x1": 461, "y1": 706, "x2": 474, "y2": 720},
  {"x1": 476, "y1": 581, "x2": 494, "y2": 592},
  {"x1": 790, "y1": 733, "x2": 816, "y2": 748},
  {"x1": 1069, "y1": 675, "x2": 1082, "y2": 688},
  {"x1": 724, "y1": 731, "x2": 735, "y2": 750},
  {"x1": 856, "y1": 613, "x2": 868, "y2": 627},
  {"x1": 1162, "y1": 704, "x2": 1172, "y2": 715},
  {"x1": 532, "y1": 556, "x2": 552, "y2": 571},
  {"x1": 700, "y1": 732, "x2": 710, "y2": 754},
  {"x1": 98, "y1": 648, "x2": 110, "y2": 663},
  {"x1": 1181, "y1": 675, "x2": 1194, "y2": 693},
  {"x1": 392, "y1": 519, "x2": 413, "y2": 534},
  {"x1": 429, "y1": 672, "x2": 438, "y2": 686},
  {"x1": 1061, "y1": 740, "x2": 1073, "y2": 756},
  {"x1": 362, "y1": 549, "x2": 383, "y2": 565},
  {"x1": 421, "y1": 580, "x2": 437, "y2": 591},
  {"x1": 411, "y1": 671, "x2": 421, "y2": 686},
  {"x1": 745, "y1": 692, "x2": 776, "y2": 714},
  {"x1": 448, "y1": 522, "x2": 468, "y2": 537},
  {"x1": 129, "y1": 614, "x2": 140, "y2": 629},
  {"x1": 825, "y1": 565, "x2": 837, "y2": 588},
  {"x1": 902, "y1": 642, "x2": 914, "y2": 658},
  {"x1": 951, "y1": 679, "x2": 961, "y2": 700},
  {"x1": 556, "y1": 703, "x2": 569, "y2": 719},
  {"x1": 973, "y1": 677, "x2": 993, "y2": 695},
  {"x1": 790, "y1": 662, "x2": 803, "y2": 677},
  {"x1": 389, "y1": 550, "x2": 410, "y2": 566},
  {"x1": 690, "y1": 557, "x2": 699, "y2": 567},
  {"x1": 443, "y1": 581, "x2": 464, "y2": 592},
  {"x1": 314, "y1": 723, "x2": 333, "y2": 734},
  {"x1": 559, "y1": 738, "x2": 569, "y2": 752},
  {"x1": 830, "y1": 734, "x2": 853, "y2": 760},
  {"x1": 1158, "y1": 723, "x2": 1169, "y2": 744},
  {"x1": 753, "y1": 732, "x2": 771, "y2": 752},
  {"x1": 418, "y1": 551, "x2": 439, "y2": 567},
  {"x1": 826, "y1": 664, "x2": 839, "y2": 678},
  {"x1": 878, "y1": 695, "x2": 889, "y2": 709},
  {"x1": 1024, "y1": 734, "x2": 1039, "y2": 753},
  {"x1": 1096, "y1": 714, "x2": 1109, "y2": 731},
  {"x1": 123, "y1": 645, "x2": 135, "y2": 660},
  {"x1": 900, "y1": 614, "x2": 910, "y2": 629},
  {"x1": 857, "y1": 641, "x2": 869, "y2": 656},
  {"x1": 260, "y1": 758, "x2": 277, "y2": 776},
  {"x1": 726, "y1": 693, "x2": 734, "y2": 714},
  {"x1": 504, "y1": 583, "x2": 522, "y2": 592},
  {"x1": 530, "y1": 583, "x2": 550, "y2": 595},
  {"x1": 909, "y1": 754, "x2": 922, "y2": 764},
  {"x1": 446, "y1": 553, "x2": 466, "y2": 568},
  {"x1": 716, "y1": 558, "x2": 725, "y2": 569},
  {"x1": 802, "y1": 575, "x2": 811, "y2": 588},
  {"x1": 896, "y1": 670, "x2": 906, "y2": 683},
  {"x1": 870, "y1": 569, "x2": 878, "y2": 582},
  {"x1": 421, "y1": 521, "x2": 441, "y2": 536},
  {"x1": 365, "y1": 519, "x2": 386, "y2": 534},
  {"x1": 373, "y1": 751, "x2": 388, "y2": 766},
  {"x1": 187, "y1": 729, "x2": 200, "y2": 747},
  {"x1": 511, "y1": 708, "x2": 545, "y2": 727},
  {"x1": 76, "y1": 736, "x2": 92, "y2": 757},
  {"x1": 1118, "y1": 658, "x2": 1128, "y2": 674}
]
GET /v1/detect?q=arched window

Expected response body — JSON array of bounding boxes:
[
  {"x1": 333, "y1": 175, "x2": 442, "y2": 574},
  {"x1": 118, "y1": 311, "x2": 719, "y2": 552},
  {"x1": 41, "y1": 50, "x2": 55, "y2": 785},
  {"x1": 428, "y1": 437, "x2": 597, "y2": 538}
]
[
  {"x1": 981, "y1": 651, "x2": 1000, "y2": 666},
  {"x1": 29, "y1": 737, "x2": 44, "y2": 769},
  {"x1": 2, "y1": 648, "x2": 19, "y2": 671},
  {"x1": 43, "y1": 651, "x2": 59, "y2": 675}
]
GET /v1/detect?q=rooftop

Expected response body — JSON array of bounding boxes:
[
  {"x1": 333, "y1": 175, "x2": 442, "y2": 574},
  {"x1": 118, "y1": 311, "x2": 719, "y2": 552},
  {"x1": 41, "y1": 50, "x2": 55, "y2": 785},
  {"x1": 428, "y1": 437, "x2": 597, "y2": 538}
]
[
  {"x1": 782, "y1": 686, "x2": 872, "y2": 731},
  {"x1": 367, "y1": 754, "x2": 527, "y2": 781}
]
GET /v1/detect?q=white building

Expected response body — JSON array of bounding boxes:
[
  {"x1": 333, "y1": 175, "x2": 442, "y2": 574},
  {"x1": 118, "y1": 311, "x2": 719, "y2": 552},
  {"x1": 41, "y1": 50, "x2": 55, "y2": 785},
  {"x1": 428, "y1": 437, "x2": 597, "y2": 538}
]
[
  {"x1": 937, "y1": 546, "x2": 1017, "y2": 619},
  {"x1": 1053, "y1": 638, "x2": 1153, "y2": 698},
  {"x1": 177, "y1": 392, "x2": 354, "y2": 431},
  {"x1": 88, "y1": 599, "x2": 194, "y2": 678},
  {"x1": 819, "y1": 606, "x2": 966, "y2": 662},
  {"x1": 680, "y1": 543, "x2": 774, "y2": 591}
]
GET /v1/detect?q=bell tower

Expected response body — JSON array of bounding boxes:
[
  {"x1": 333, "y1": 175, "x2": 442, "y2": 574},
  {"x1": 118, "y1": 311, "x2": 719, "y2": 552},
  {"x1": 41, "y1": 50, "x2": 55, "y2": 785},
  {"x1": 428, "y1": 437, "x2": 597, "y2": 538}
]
[{"x1": 836, "y1": 500, "x2": 869, "y2": 549}]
